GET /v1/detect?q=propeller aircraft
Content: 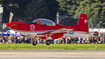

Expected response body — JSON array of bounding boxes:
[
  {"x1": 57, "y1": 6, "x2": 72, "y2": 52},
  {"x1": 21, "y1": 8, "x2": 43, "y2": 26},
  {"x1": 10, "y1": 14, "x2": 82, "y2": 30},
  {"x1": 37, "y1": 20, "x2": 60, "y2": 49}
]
[{"x1": 6, "y1": 13, "x2": 88, "y2": 45}]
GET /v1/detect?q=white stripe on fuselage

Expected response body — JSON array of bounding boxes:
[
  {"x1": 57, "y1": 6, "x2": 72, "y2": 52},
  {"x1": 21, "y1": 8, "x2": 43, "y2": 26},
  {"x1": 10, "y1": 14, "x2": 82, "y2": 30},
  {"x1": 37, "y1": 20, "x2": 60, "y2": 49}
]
[
  {"x1": 12, "y1": 29, "x2": 54, "y2": 35},
  {"x1": 12, "y1": 28, "x2": 73, "y2": 35}
]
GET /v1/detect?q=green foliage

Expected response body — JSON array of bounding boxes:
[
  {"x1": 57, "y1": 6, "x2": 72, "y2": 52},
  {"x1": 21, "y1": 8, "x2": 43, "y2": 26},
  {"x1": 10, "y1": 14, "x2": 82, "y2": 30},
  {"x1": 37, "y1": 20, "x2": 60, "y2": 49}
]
[
  {"x1": 44, "y1": 0, "x2": 59, "y2": 21},
  {"x1": 1, "y1": 0, "x2": 59, "y2": 22},
  {"x1": 56, "y1": 0, "x2": 82, "y2": 15},
  {"x1": 2, "y1": 0, "x2": 32, "y2": 22},
  {"x1": 24, "y1": 0, "x2": 52, "y2": 22},
  {"x1": 75, "y1": 0, "x2": 102, "y2": 28},
  {"x1": 57, "y1": 0, "x2": 105, "y2": 28},
  {"x1": 1, "y1": 0, "x2": 105, "y2": 28}
]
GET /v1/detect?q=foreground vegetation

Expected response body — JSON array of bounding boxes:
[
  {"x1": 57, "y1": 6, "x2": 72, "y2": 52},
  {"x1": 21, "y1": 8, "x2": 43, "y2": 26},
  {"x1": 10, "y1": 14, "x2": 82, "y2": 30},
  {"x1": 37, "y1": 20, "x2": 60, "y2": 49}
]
[{"x1": 0, "y1": 44, "x2": 105, "y2": 50}]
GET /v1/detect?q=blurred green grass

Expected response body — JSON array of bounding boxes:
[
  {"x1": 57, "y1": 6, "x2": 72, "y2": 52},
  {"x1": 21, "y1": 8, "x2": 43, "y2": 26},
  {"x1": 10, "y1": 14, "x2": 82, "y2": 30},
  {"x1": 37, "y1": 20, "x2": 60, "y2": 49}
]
[{"x1": 0, "y1": 44, "x2": 105, "y2": 50}]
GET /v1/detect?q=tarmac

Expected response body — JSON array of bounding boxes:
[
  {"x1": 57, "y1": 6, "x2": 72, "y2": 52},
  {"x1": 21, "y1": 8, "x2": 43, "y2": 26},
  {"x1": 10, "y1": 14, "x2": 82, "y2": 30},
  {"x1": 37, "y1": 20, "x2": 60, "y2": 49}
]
[{"x1": 0, "y1": 50, "x2": 105, "y2": 59}]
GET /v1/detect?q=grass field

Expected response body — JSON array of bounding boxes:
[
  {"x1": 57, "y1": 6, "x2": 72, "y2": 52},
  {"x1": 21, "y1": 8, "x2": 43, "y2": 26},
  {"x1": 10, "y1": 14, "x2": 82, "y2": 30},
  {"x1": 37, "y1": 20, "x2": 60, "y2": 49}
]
[{"x1": 0, "y1": 44, "x2": 105, "y2": 50}]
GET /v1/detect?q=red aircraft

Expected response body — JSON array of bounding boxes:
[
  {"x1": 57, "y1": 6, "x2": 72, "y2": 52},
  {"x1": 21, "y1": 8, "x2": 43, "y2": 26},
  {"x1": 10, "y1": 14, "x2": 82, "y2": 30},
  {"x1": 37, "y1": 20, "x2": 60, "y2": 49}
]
[{"x1": 6, "y1": 13, "x2": 88, "y2": 45}]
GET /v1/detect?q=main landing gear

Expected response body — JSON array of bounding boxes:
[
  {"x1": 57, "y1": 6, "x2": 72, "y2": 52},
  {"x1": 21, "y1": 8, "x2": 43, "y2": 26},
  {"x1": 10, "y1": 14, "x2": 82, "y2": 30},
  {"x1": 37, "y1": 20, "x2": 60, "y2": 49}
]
[
  {"x1": 46, "y1": 40, "x2": 51, "y2": 45},
  {"x1": 32, "y1": 39, "x2": 52, "y2": 46},
  {"x1": 32, "y1": 39, "x2": 37, "y2": 46}
]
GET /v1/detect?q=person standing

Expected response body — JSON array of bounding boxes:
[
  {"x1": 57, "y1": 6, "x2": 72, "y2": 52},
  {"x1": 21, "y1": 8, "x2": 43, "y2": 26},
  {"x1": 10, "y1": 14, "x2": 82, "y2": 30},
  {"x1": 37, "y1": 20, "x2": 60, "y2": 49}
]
[
  {"x1": 80, "y1": 37, "x2": 83, "y2": 44},
  {"x1": 103, "y1": 36, "x2": 105, "y2": 44},
  {"x1": 71, "y1": 37, "x2": 74, "y2": 44}
]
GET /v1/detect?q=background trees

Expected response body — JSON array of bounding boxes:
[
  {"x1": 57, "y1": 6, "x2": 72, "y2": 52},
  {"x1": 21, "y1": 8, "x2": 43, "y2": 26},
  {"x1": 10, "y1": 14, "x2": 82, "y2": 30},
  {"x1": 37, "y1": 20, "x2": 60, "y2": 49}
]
[
  {"x1": 1, "y1": 0, "x2": 58, "y2": 22},
  {"x1": 57, "y1": 0, "x2": 105, "y2": 28},
  {"x1": 1, "y1": 0, "x2": 105, "y2": 28},
  {"x1": 56, "y1": 0, "x2": 82, "y2": 15},
  {"x1": 75, "y1": 0, "x2": 101, "y2": 28},
  {"x1": 1, "y1": 0, "x2": 31, "y2": 23},
  {"x1": 24, "y1": 0, "x2": 52, "y2": 22}
]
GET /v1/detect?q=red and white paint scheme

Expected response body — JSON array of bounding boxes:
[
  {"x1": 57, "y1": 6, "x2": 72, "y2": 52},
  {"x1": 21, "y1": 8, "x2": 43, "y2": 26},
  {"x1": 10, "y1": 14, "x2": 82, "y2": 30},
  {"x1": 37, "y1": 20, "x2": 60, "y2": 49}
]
[{"x1": 6, "y1": 13, "x2": 88, "y2": 45}]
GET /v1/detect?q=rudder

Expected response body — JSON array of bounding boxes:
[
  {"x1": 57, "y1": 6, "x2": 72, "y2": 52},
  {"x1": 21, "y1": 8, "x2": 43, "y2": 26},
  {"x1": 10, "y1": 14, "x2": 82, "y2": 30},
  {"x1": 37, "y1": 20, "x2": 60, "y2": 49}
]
[
  {"x1": 69, "y1": 13, "x2": 89, "y2": 33},
  {"x1": 77, "y1": 13, "x2": 89, "y2": 33}
]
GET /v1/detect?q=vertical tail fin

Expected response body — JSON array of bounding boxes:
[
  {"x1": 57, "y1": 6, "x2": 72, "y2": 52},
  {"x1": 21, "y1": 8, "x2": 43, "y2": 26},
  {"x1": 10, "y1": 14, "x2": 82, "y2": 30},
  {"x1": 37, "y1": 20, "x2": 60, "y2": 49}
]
[
  {"x1": 77, "y1": 13, "x2": 88, "y2": 33},
  {"x1": 69, "y1": 13, "x2": 89, "y2": 33}
]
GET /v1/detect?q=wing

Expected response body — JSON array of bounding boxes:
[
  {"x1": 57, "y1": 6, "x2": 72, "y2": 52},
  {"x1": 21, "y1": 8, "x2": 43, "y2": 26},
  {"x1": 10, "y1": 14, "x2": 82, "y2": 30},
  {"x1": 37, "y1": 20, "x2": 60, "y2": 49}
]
[
  {"x1": 38, "y1": 28, "x2": 73, "y2": 39},
  {"x1": 49, "y1": 28, "x2": 73, "y2": 33}
]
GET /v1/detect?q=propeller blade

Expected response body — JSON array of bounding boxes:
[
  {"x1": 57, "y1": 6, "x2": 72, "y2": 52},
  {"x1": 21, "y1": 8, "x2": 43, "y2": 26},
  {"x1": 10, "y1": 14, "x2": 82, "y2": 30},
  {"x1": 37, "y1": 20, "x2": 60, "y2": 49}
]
[{"x1": 9, "y1": 12, "x2": 14, "y2": 23}]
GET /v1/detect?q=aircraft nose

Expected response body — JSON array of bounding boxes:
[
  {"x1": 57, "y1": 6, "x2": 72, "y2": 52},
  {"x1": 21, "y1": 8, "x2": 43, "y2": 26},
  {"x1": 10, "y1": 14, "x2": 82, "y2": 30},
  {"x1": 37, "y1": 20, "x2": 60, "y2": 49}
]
[
  {"x1": 6, "y1": 23, "x2": 13, "y2": 27},
  {"x1": 6, "y1": 22, "x2": 21, "y2": 27}
]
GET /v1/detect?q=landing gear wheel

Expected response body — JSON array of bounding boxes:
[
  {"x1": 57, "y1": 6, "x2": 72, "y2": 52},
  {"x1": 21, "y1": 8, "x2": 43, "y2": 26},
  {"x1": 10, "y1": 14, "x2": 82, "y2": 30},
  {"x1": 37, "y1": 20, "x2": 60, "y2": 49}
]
[
  {"x1": 46, "y1": 40, "x2": 51, "y2": 45},
  {"x1": 32, "y1": 40, "x2": 37, "y2": 46}
]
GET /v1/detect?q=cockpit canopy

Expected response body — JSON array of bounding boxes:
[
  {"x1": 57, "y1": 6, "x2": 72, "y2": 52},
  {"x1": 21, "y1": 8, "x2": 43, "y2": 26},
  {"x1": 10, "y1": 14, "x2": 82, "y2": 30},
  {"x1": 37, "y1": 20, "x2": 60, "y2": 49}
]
[{"x1": 32, "y1": 18, "x2": 55, "y2": 26}]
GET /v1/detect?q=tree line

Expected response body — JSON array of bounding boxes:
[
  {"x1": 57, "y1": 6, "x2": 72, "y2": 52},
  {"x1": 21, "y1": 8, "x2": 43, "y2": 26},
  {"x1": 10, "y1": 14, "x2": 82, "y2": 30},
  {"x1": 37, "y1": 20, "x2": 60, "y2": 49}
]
[{"x1": 1, "y1": 0, "x2": 105, "y2": 28}]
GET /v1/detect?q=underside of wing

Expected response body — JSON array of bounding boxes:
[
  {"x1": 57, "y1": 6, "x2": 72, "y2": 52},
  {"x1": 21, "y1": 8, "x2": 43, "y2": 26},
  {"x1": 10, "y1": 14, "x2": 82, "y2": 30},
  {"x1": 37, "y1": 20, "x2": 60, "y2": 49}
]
[{"x1": 38, "y1": 28, "x2": 73, "y2": 39}]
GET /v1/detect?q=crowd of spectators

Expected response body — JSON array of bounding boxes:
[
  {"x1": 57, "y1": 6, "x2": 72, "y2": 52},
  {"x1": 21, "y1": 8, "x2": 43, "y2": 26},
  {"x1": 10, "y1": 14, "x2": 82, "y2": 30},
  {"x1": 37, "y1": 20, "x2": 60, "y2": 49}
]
[
  {"x1": 53, "y1": 35, "x2": 105, "y2": 44},
  {"x1": 0, "y1": 33, "x2": 105, "y2": 44},
  {"x1": 0, "y1": 35, "x2": 31, "y2": 44}
]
